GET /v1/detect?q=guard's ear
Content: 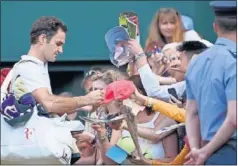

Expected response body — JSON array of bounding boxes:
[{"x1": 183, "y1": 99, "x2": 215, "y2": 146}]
[{"x1": 213, "y1": 22, "x2": 218, "y2": 34}]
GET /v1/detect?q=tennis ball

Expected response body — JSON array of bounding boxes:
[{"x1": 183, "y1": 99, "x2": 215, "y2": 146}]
[
  {"x1": 143, "y1": 148, "x2": 152, "y2": 159},
  {"x1": 117, "y1": 136, "x2": 135, "y2": 154},
  {"x1": 117, "y1": 136, "x2": 153, "y2": 159}
]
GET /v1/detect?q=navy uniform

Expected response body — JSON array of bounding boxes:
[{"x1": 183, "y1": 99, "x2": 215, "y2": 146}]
[{"x1": 185, "y1": 1, "x2": 237, "y2": 165}]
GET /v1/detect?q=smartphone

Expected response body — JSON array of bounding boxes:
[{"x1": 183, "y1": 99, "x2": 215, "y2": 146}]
[
  {"x1": 70, "y1": 153, "x2": 81, "y2": 165},
  {"x1": 168, "y1": 88, "x2": 179, "y2": 100},
  {"x1": 181, "y1": 91, "x2": 187, "y2": 103}
]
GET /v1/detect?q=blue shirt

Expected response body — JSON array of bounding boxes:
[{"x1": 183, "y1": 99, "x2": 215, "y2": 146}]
[{"x1": 185, "y1": 37, "x2": 237, "y2": 141}]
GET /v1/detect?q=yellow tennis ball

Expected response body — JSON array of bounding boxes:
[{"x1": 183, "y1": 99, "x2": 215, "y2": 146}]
[
  {"x1": 143, "y1": 148, "x2": 153, "y2": 159},
  {"x1": 117, "y1": 136, "x2": 153, "y2": 159},
  {"x1": 117, "y1": 136, "x2": 135, "y2": 154},
  {"x1": 117, "y1": 136, "x2": 152, "y2": 159}
]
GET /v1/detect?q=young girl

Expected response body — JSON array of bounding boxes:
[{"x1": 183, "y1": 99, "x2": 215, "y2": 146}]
[{"x1": 91, "y1": 74, "x2": 178, "y2": 164}]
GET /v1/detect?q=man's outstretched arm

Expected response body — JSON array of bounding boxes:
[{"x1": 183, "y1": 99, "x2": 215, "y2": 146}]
[{"x1": 32, "y1": 88, "x2": 104, "y2": 114}]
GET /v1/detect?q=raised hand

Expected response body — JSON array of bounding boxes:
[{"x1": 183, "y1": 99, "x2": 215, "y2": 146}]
[{"x1": 127, "y1": 39, "x2": 144, "y2": 56}]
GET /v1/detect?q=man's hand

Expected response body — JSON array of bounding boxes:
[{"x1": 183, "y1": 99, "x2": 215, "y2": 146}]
[
  {"x1": 130, "y1": 88, "x2": 147, "y2": 105},
  {"x1": 91, "y1": 123, "x2": 106, "y2": 134},
  {"x1": 85, "y1": 90, "x2": 105, "y2": 105},
  {"x1": 185, "y1": 148, "x2": 208, "y2": 165}
]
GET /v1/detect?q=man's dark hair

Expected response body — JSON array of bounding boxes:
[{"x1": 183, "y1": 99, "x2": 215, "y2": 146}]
[
  {"x1": 177, "y1": 41, "x2": 208, "y2": 60},
  {"x1": 215, "y1": 17, "x2": 237, "y2": 32},
  {"x1": 30, "y1": 16, "x2": 67, "y2": 44}
]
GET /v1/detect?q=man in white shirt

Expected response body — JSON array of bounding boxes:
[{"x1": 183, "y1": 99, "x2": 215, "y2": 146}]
[{"x1": 11, "y1": 16, "x2": 104, "y2": 115}]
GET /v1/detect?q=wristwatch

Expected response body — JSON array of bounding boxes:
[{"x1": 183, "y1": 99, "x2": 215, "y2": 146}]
[
  {"x1": 97, "y1": 128, "x2": 108, "y2": 142},
  {"x1": 98, "y1": 134, "x2": 108, "y2": 142}
]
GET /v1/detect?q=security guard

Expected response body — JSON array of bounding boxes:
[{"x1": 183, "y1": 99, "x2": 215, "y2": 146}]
[{"x1": 185, "y1": 1, "x2": 236, "y2": 165}]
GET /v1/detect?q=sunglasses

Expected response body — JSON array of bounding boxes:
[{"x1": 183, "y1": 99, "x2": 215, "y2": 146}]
[
  {"x1": 85, "y1": 70, "x2": 98, "y2": 77},
  {"x1": 161, "y1": 54, "x2": 179, "y2": 65},
  {"x1": 168, "y1": 54, "x2": 179, "y2": 61}
]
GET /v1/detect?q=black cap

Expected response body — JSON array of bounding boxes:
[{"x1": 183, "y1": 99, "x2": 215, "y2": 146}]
[{"x1": 210, "y1": 1, "x2": 237, "y2": 18}]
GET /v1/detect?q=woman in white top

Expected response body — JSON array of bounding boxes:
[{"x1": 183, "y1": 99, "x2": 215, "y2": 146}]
[
  {"x1": 121, "y1": 112, "x2": 165, "y2": 159},
  {"x1": 119, "y1": 75, "x2": 178, "y2": 161}
]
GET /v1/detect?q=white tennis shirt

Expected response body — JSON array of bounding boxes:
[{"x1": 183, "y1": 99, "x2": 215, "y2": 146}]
[{"x1": 11, "y1": 55, "x2": 52, "y2": 94}]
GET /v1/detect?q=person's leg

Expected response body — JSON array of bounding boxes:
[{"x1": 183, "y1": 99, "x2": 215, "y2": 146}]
[{"x1": 205, "y1": 140, "x2": 237, "y2": 165}]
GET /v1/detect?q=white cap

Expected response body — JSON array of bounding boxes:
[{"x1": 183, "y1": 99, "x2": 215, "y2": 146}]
[
  {"x1": 184, "y1": 30, "x2": 202, "y2": 41},
  {"x1": 162, "y1": 42, "x2": 181, "y2": 52},
  {"x1": 184, "y1": 30, "x2": 213, "y2": 47}
]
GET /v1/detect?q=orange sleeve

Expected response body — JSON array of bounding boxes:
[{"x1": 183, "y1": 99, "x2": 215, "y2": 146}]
[
  {"x1": 152, "y1": 144, "x2": 190, "y2": 165},
  {"x1": 151, "y1": 99, "x2": 186, "y2": 123}
]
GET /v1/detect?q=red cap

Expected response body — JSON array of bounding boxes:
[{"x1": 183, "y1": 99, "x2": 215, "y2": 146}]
[
  {"x1": 1, "y1": 68, "x2": 11, "y2": 86},
  {"x1": 0, "y1": 76, "x2": 5, "y2": 87},
  {"x1": 102, "y1": 80, "x2": 135, "y2": 104},
  {"x1": 1, "y1": 68, "x2": 11, "y2": 78}
]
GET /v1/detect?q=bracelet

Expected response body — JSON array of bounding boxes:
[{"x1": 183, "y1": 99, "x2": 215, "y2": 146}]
[
  {"x1": 134, "y1": 52, "x2": 146, "y2": 62},
  {"x1": 144, "y1": 97, "x2": 152, "y2": 107},
  {"x1": 149, "y1": 98, "x2": 152, "y2": 107},
  {"x1": 144, "y1": 98, "x2": 148, "y2": 106},
  {"x1": 98, "y1": 135, "x2": 108, "y2": 142},
  {"x1": 97, "y1": 127, "x2": 108, "y2": 142}
]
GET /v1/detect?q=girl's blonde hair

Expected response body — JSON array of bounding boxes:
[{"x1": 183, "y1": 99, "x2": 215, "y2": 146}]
[
  {"x1": 162, "y1": 42, "x2": 181, "y2": 52},
  {"x1": 91, "y1": 69, "x2": 128, "y2": 85}
]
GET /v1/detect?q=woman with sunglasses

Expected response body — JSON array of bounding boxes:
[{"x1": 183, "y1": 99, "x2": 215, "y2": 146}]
[
  {"x1": 128, "y1": 42, "x2": 180, "y2": 86},
  {"x1": 125, "y1": 39, "x2": 186, "y2": 103}
]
